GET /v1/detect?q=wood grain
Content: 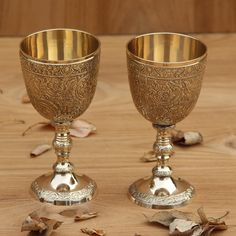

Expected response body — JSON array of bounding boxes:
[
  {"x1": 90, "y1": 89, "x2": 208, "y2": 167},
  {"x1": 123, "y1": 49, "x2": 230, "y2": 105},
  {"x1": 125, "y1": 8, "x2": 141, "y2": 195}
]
[
  {"x1": 0, "y1": 0, "x2": 236, "y2": 36},
  {"x1": 0, "y1": 34, "x2": 236, "y2": 235}
]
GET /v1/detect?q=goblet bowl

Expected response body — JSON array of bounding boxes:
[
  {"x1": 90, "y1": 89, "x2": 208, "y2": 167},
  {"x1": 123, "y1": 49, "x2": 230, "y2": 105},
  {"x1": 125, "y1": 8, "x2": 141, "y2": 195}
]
[{"x1": 127, "y1": 33, "x2": 206, "y2": 125}]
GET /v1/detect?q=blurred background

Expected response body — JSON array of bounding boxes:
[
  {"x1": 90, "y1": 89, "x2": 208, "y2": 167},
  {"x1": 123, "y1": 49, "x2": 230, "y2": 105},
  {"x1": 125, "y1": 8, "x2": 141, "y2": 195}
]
[{"x1": 0, "y1": 0, "x2": 235, "y2": 36}]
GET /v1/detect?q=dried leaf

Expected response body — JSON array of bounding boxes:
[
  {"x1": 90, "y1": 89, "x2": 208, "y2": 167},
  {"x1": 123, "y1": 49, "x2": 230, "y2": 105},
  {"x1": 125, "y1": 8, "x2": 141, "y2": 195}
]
[
  {"x1": 209, "y1": 211, "x2": 230, "y2": 223},
  {"x1": 197, "y1": 207, "x2": 208, "y2": 224},
  {"x1": 22, "y1": 121, "x2": 50, "y2": 136},
  {"x1": 70, "y1": 119, "x2": 96, "y2": 138},
  {"x1": 30, "y1": 144, "x2": 51, "y2": 157},
  {"x1": 203, "y1": 226, "x2": 217, "y2": 236},
  {"x1": 140, "y1": 150, "x2": 156, "y2": 162},
  {"x1": 169, "y1": 219, "x2": 199, "y2": 235},
  {"x1": 146, "y1": 208, "x2": 228, "y2": 236},
  {"x1": 40, "y1": 218, "x2": 63, "y2": 236},
  {"x1": 197, "y1": 208, "x2": 228, "y2": 233},
  {"x1": 145, "y1": 210, "x2": 200, "y2": 227},
  {"x1": 81, "y1": 228, "x2": 105, "y2": 236},
  {"x1": 171, "y1": 129, "x2": 203, "y2": 146},
  {"x1": 145, "y1": 211, "x2": 174, "y2": 227},
  {"x1": 22, "y1": 119, "x2": 96, "y2": 138},
  {"x1": 75, "y1": 212, "x2": 98, "y2": 221},
  {"x1": 21, "y1": 211, "x2": 47, "y2": 233},
  {"x1": 192, "y1": 227, "x2": 204, "y2": 236},
  {"x1": 171, "y1": 211, "x2": 200, "y2": 223},
  {"x1": 21, "y1": 211, "x2": 63, "y2": 236},
  {"x1": 21, "y1": 93, "x2": 31, "y2": 104},
  {"x1": 59, "y1": 208, "x2": 78, "y2": 217}
]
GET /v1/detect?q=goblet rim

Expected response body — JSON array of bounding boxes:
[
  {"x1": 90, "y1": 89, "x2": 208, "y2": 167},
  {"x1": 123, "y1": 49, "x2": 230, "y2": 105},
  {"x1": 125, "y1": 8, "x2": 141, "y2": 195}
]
[
  {"x1": 19, "y1": 28, "x2": 101, "y2": 64},
  {"x1": 126, "y1": 32, "x2": 207, "y2": 67}
]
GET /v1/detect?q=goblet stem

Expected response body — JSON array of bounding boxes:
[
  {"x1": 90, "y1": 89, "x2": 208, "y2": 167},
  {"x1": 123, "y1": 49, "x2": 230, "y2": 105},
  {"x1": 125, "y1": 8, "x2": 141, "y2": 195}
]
[
  {"x1": 152, "y1": 124, "x2": 174, "y2": 179},
  {"x1": 128, "y1": 123, "x2": 194, "y2": 207},
  {"x1": 52, "y1": 121, "x2": 74, "y2": 174},
  {"x1": 30, "y1": 120, "x2": 97, "y2": 204}
]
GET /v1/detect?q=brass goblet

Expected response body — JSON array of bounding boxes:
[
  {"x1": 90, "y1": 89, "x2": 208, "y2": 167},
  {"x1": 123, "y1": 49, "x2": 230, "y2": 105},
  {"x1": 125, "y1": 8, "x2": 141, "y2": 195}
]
[
  {"x1": 126, "y1": 33, "x2": 207, "y2": 208},
  {"x1": 20, "y1": 29, "x2": 100, "y2": 205}
]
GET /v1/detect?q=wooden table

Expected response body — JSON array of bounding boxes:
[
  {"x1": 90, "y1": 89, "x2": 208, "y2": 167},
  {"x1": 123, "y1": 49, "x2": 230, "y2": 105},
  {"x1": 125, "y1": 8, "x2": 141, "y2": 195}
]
[{"x1": 0, "y1": 35, "x2": 236, "y2": 235}]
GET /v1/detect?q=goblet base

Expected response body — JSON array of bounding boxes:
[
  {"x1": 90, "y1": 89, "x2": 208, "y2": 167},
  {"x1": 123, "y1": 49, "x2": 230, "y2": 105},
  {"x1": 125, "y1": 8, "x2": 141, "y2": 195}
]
[
  {"x1": 31, "y1": 172, "x2": 97, "y2": 206},
  {"x1": 128, "y1": 176, "x2": 194, "y2": 209}
]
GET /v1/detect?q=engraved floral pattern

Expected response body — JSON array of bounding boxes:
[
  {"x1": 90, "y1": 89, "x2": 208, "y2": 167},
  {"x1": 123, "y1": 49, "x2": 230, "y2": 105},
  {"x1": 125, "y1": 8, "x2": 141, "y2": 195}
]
[
  {"x1": 31, "y1": 180, "x2": 96, "y2": 204},
  {"x1": 127, "y1": 57, "x2": 206, "y2": 125},
  {"x1": 20, "y1": 53, "x2": 100, "y2": 121},
  {"x1": 129, "y1": 183, "x2": 194, "y2": 207}
]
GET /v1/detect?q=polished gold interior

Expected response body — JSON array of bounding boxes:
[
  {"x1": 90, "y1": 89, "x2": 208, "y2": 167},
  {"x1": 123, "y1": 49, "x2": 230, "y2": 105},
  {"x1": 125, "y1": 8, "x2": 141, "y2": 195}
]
[
  {"x1": 20, "y1": 29, "x2": 99, "y2": 62},
  {"x1": 127, "y1": 33, "x2": 207, "y2": 63}
]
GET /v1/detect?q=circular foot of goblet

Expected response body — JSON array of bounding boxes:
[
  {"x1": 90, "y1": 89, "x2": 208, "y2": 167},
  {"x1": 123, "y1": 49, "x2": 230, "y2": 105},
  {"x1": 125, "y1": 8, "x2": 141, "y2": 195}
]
[
  {"x1": 31, "y1": 172, "x2": 97, "y2": 206},
  {"x1": 128, "y1": 176, "x2": 194, "y2": 209}
]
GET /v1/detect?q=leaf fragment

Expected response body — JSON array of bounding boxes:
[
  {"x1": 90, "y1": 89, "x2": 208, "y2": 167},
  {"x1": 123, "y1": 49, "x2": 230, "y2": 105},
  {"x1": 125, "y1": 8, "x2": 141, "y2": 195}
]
[
  {"x1": 169, "y1": 219, "x2": 199, "y2": 235},
  {"x1": 70, "y1": 119, "x2": 96, "y2": 138},
  {"x1": 74, "y1": 212, "x2": 98, "y2": 221},
  {"x1": 21, "y1": 211, "x2": 47, "y2": 233},
  {"x1": 81, "y1": 228, "x2": 105, "y2": 236},
  {"x1": 21, "y1": 119, "x2": 96, "y2": 138},
  {"x1": 145, "y1": 210, "x2": 200, "y2": 227},
  {"x1": 21, "y1": 211, "x2": 63, "y2": 236},
  {"x1": 171, "y1": 129, "x2": 203, "y2": 146},
  {"x1": 145, "y1": 208, "x2": 229, "y2": 236},
  {"x1": 21, "y1": 93, "x2": 31, "y2": 103},
  {"x1": 30, "y1": 144, "x2": 51, "y2": 157},
  {"x1": 197, "y1": 207, "x2": 208, "y2": 224},
  {"x1": 40, "y1": 218, "x2": 63, "y2": 236}
]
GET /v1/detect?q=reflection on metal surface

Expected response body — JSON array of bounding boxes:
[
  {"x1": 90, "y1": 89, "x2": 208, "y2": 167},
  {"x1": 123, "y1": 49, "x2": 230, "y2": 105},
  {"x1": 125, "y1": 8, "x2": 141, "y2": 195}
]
[
  {"x1": 20, "y1": 28, "x2": 100, "y2": 205},
  {"x1": 31, "y1": 172, "x2": 97, "y2": 205},
  {"x1": 126, "y1": 32, "x2": 207, "y2": 208}
]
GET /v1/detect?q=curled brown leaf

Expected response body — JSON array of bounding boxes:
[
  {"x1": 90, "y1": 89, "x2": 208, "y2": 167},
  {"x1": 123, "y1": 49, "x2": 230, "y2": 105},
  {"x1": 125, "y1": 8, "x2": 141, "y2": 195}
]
[
  {"x1": 74, "y1": 212, "x2": 98, "y2": 221},
  {"x1": 21, "y1": 211, "x2": 63, "y2": 236},
  {"x1": 81, "y1": 228, "x2": 105, "y2": 236},
  {"x1": 21, "y1": 211, "x2": 47, "y2": 233},
  {"x1": 171, "y1": 129, "x2": 203, "y2": 146},
  {"x1": 197, "y1": 207, "x2": 209, "y2": 224},
  {"x1": 40, "y1": 218, "x2": 63, "y2": 236}
]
